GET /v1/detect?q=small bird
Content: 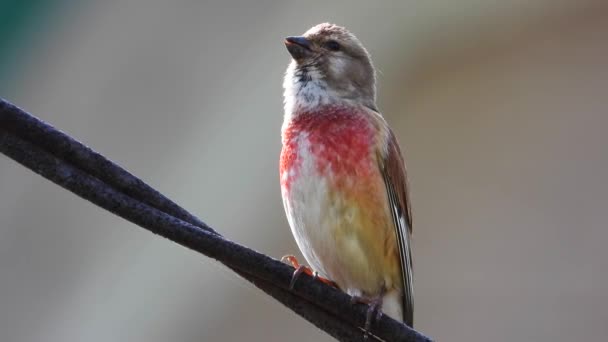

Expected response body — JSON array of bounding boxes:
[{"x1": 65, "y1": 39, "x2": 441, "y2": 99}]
[{"x1": 279, "y1": 23, "x2": 414, "y2": 329}]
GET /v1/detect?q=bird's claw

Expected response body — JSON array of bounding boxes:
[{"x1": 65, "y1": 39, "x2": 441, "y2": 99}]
[
  {"x1": 281, "y1": 255, "x2": 337, "y2": 289},
  {"x1": 351, "y1": 295, "x2": 384, "y2": 340},
  {"x1": 289, "y1": 265, "x2": 308, "y2": 290}
]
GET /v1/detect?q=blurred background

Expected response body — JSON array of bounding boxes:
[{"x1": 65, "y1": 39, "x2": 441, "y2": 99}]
[{"x1": 1, "y1": 1, "x2": 607, "y2": 341}]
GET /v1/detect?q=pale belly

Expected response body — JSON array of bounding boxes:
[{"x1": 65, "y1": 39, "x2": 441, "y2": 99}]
[{"x1": 281, "y1": 139, "x2": 398, "y2": 298}]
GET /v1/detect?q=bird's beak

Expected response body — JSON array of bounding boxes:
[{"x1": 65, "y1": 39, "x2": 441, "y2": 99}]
[{"x1": 284, "y1": 36, "x2": 312, "y2": 60}]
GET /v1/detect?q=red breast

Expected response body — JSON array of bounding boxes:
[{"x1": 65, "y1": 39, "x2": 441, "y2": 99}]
[{"x1": 280, "y1": 105, "x2": 377, "y2": 193}]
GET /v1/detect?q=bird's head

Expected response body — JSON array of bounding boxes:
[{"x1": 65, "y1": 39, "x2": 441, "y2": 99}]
[{"x1": 283, "y1": 23, "x2": 377, "y2": 113}]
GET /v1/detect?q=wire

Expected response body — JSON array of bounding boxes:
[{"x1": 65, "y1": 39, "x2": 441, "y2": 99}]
[{"x1": 0, "y1": 98, "x2": 432, "y2": 342}]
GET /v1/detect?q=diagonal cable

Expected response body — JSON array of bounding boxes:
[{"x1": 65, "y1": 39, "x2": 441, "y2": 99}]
[{"x1": 0, "y1": 98, "x2": 432, "y2": 342}]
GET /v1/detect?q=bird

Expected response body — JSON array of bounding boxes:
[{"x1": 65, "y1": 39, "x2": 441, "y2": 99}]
[{"x1": 279, "y1": 23, "x2": 414, "y2": 330}]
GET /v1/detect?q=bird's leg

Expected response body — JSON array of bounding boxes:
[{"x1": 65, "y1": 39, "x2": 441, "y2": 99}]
[
  {"x1": 350, "y1": 292, "x2": 385, "y2": 340},
  {"x1": 281, "y1": 255, "x2": 337, "y2": 289}
]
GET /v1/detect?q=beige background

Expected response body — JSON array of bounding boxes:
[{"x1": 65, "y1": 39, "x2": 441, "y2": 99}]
[{"x1": 1, "y1": 1, "x2": 607, "y2": 341}]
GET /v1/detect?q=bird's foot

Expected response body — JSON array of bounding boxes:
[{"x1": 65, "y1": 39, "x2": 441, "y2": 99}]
[
  {"x1": 281, "y1": 255, "x2": 337, "y2": 289},
  {"x1": 350, "y1": 295, "x2": 384, "y2": 340}
]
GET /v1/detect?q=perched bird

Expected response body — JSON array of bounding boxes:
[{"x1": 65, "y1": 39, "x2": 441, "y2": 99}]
[{"x1": 279, "y1": 23, "x2": 414, "y2": 328}]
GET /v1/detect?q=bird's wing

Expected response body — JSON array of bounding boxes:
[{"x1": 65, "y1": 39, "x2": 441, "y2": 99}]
[{"x1": 375, "y1": 117, "x2": 414, "y2": 327}]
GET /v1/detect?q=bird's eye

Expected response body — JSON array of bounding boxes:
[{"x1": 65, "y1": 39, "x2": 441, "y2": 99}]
[{"x1": 324, "y1": 40, "x2": 341, "y2": 51}]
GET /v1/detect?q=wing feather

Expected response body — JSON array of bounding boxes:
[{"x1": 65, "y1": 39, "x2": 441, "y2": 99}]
[{"x1": 378, "y1": 124, "x2": 414, "y2": 327}]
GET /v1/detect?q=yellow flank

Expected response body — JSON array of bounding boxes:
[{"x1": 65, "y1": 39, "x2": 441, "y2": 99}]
[{"x1": 324, "y1": 168, "x2": 401, "y2": 296}]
